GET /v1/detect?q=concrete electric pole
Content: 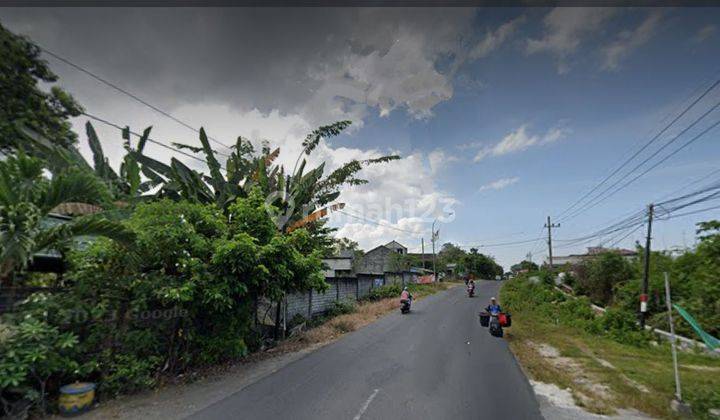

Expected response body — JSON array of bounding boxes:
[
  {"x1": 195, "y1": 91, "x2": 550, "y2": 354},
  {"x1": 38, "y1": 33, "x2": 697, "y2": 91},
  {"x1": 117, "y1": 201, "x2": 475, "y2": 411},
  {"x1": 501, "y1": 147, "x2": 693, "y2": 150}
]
[
  {"x1": 640, "y1": 203, "x2": 654, "y2": 328},
  {"x1": 544, "y1": 216, "x2": 560, "y2": 270}
]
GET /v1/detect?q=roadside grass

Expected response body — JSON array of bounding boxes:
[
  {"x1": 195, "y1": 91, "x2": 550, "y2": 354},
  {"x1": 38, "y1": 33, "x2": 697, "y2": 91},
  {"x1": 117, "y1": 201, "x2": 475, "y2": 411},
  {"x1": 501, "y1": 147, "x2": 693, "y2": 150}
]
[{"x1": 505, "y1": 308, "x2": 720, "y2": 419}]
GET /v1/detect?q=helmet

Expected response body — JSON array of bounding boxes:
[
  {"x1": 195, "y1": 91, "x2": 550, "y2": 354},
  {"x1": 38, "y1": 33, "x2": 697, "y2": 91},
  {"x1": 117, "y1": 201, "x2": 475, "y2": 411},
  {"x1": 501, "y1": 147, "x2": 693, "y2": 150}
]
[
  {"x1": 403, "y1": 287, "x2": 408, "y2": 291},
  {"x1": 491, "y1": 297, "x2": 496, "y2": 301}
]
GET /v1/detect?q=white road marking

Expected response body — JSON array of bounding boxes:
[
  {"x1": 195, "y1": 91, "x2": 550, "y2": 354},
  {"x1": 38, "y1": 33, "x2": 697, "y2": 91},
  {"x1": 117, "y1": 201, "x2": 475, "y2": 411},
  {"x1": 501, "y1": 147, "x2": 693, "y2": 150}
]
[{"x1": 353, "y1": 388, "x2": 380, "y2": 420}]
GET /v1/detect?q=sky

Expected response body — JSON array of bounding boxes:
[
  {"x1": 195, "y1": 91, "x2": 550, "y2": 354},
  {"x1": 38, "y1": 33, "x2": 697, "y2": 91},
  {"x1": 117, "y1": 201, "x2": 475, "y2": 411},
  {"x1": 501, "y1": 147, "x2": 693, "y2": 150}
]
[{"x1": 2, "y1": 7, "x2": 720, "y2": 269}]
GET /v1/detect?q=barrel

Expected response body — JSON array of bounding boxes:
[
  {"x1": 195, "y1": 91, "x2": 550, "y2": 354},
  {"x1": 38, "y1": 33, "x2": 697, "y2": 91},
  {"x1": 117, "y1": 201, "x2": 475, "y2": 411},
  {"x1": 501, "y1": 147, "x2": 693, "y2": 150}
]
[{"x1": 58, "y1": 382, "x2": 95, "y2": 416}]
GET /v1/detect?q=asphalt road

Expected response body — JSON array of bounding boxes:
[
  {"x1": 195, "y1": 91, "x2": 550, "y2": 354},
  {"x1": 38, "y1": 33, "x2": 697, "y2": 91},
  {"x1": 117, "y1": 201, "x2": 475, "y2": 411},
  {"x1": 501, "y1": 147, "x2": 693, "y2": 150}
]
[{"x1": 191, "y1": 281, "x2": 542, "y2": 420}]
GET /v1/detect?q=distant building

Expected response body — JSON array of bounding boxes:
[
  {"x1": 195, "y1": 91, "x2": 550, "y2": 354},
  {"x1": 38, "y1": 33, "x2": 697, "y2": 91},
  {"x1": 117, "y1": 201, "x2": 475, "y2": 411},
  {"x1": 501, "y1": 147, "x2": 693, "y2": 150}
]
[
  {"x1": 552, "y1": 246, "x2": 638, "y2": 268},
  {"x1": 357, "y1": 240, "x2": 408, "y2": 275},
  {"x1": 321, "y1": 249, "x2": 355, "y2": 277},
  {"x1": 384, "y1": 240, "x2": 407, "y2": 254}
]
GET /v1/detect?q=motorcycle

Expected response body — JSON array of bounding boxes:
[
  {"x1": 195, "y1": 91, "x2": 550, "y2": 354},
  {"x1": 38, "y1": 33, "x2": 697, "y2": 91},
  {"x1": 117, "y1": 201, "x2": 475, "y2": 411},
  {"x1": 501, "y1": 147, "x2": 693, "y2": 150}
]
[
  {"x1": 479, "y1": 310, "x2": 510, "y2": 337},
  {"x1": 467, "y1": 285, "x2": 475, "y2": 298},
  {"x1": 400, "y1": 298, "x2": 411, "y2": 314},
  {"x1": 488, "y1": 311, "x2": 503, "y2": 337}
]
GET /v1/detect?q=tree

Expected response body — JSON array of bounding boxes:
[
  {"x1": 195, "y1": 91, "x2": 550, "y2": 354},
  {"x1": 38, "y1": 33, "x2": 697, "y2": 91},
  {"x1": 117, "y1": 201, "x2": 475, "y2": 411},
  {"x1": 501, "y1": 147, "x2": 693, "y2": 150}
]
[
  {"x1": 0, "y1": 153, "x2": 135, "y2": 286},
  {"x1": 333, "y1": 237, "x2": 360, "y2": 253},
  {"x1": 131, "y1": 123, "x2": 400, "y2": 230},
  {"x1": 0, "y1": 23, "x2": 83, "y2": 153},
  {"x1": 388, "y1": 252, "x2": 420, "y2": 272},
  {"x1": 463, "y1": 248, "x2": 502, "y2": 279},
  {"x1": 511, "y1": 260, "x2": 538, "y2": 274},
  {"x1": 576, "y1": 252, "x2": 633, "y2": 306},
  {"x1": 437, "y1": 242, "x2": 466, "y2": 274}
]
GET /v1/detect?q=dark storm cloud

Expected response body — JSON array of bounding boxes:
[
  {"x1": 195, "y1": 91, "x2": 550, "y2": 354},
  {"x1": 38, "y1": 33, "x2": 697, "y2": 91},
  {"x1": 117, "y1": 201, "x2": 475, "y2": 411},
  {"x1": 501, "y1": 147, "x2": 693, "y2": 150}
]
[{"x1": 1, "y1": 8, "x2": 487, "y2": 125}]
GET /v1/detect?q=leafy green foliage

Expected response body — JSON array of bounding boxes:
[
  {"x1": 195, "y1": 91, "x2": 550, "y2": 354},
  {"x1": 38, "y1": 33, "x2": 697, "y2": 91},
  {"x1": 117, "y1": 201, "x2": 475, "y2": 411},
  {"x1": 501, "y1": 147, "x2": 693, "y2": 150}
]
[
  {"x1": 0, "y1": 23, "x2": 83, "y2": 153},
  {"x1": 327, "y1": 299, "x2": 357, "y2": 317},
  {"x1": 366, "y1": 284, "x2": 402, "y2": 300},
  {"x1": 1, "y1": 195, "x2": 327, "y2": 414},
  {"x1": 462, "y1": 248, "x2": 503, "y2": 279},
  {"x1": 510, "y1": 260, "x2": 539, "y2": 274},
  {"x1": 387, "y1": 252, "x2": 421, "y2": 272},
  {"x1": 578, "y1": 251, "x2": 633, "y2": 306},
  {"x1": 569, "y1": 223, "x2": 720, "y2": 339},
  {"x1": 502, "y1": 275, "x2": 651, "y2": 346},
  {"x1": 0, "y1": 318, "x2": 79, "y2": 415},
  {"x1": 0, "y1": 153, "x2": 133, "y2": 284}
]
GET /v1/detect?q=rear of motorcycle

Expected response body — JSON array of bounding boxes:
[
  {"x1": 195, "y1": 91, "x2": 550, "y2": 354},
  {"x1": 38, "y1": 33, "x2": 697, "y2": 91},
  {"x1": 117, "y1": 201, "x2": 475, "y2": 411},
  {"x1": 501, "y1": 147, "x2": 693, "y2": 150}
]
[{"x1": 400, "y1": 299, "x2": 411, "y2": 314}]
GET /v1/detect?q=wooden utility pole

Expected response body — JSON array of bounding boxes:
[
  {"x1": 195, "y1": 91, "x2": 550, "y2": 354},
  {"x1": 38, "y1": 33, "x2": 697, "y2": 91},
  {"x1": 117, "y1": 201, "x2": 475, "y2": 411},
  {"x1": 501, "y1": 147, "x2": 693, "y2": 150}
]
[
  {"x1": 421, "y1": 238, "x2": 425, "y2": 269},
  {"x1": 640, "y1": 204, "x2": 654, "y2": 328},
  {"x1": 544, "y1": 216, "x2": 560, "y2": 270}
]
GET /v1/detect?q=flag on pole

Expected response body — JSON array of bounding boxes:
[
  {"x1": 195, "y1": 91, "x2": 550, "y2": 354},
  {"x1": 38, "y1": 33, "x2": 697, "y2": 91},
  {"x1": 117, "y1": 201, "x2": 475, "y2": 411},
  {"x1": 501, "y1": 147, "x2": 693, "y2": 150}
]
[{"x1": 673, "y1": 304, "x2": 719, "y2": 350}]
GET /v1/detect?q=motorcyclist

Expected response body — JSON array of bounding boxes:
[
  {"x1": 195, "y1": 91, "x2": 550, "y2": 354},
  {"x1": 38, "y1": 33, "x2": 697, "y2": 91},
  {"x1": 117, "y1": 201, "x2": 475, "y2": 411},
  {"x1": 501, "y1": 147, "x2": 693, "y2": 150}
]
[
  {"x1": 486, "y1": 297, "x2": 502, "y2": 314},
  {"x1": 400, "y1": 286, "x2": 413, "y2": 304},
  {"x1": 467, "y1": 280, "x2": 475, "y2": 292}
]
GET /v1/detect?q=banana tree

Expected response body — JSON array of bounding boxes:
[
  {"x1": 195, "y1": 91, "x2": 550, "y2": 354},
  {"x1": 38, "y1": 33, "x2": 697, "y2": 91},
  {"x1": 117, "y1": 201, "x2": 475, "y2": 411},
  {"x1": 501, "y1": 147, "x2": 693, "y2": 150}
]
[
  {"x1": 19, "y1": 121, "x2": 161, "y2": 202},
  {"x1": 132, "y1": 120, "x2": 400, "y2": 231}
]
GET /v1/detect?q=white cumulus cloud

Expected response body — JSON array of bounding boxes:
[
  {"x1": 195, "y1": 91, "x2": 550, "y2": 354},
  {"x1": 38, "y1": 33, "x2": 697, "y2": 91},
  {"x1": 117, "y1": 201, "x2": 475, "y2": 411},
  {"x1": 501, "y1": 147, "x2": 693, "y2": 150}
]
[
  {"x1": 478, "y1": 177, "x2": 519, "y2": 192},
  {"x1": 473, "y1": 124, "x2": 570, "y2": 162}
]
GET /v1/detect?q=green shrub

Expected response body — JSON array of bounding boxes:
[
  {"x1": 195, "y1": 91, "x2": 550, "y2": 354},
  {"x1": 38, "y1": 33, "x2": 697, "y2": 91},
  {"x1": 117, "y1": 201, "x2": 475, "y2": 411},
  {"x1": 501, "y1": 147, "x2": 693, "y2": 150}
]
[
  {"x1": 590, "y1": 308, "x2": 651, "y2": 346},
  {"x1": 327, "y1": 299, "x2": 357, "y2": 317},
  {"x1": 99, "y1": 353, "x2": 161, "y2": 397},
  {"x1": 0, "y1": 318, "x2": 79, "y2": 415},
  {"x1": 501, "y1": 276, "x2": 651, "y2": 347},
  {"x1": 366, "y1": 284, "x2": 402, "y2": 300}
]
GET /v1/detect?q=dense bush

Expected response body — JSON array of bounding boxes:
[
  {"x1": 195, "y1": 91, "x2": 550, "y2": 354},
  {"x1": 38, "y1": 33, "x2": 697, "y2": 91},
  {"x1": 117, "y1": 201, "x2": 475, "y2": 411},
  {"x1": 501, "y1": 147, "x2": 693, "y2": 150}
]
[
  {"x1": 366, "y1": 284, "x2": 402, "y2": 300},
  {"x1": 327, "y1": 299, "x2": 357, "y2": 317},
  {"x1": 574, "y1": 251, "x2": 633, "y2": 307},
  {"x1": 501, "y1": 275, "x2": 651, "y2": 347},
  {"x1": 1, "y1": 192, "x2": 327, "y2": 414}
]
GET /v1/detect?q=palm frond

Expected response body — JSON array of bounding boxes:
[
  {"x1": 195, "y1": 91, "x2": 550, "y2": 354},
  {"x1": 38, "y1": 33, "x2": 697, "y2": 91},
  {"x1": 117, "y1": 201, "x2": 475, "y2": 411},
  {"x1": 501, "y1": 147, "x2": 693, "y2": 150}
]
[
  {"x1": 40, "y1": 169, "x2": 112, "y2": 214},
  {"x1": 34, "y1": 215, "x2": 136, "y2": 253}
]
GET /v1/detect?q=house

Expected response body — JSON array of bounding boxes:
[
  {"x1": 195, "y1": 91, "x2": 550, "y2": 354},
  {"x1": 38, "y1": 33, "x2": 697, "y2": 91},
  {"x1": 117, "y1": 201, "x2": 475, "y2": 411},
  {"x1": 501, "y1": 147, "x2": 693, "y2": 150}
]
[
  {"x1": 357, "y1": 240, "x2": 407, "y2": 275},
  {"x1": 551, "y1": 246, "x2": 638, "y2": 268},
  {"x1": 384, "y1": 240, "x2": 407, "y2": 254},
  {"x1": 321, "y1": 249, "x2": 355, "y2": 278}
]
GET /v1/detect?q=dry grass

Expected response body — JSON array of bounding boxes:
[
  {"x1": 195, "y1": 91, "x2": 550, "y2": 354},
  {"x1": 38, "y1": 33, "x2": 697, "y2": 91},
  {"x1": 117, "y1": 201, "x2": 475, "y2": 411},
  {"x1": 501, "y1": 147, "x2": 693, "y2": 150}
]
[{"x1": 506, "y1": 309, "x2": 720, "y2": 419}]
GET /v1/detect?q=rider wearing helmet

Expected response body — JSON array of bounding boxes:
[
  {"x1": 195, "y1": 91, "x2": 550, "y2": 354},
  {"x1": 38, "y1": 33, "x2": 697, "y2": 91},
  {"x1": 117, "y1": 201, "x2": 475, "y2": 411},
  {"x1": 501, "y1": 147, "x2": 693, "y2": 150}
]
[
  {"x1": 400, "y1": 286, "x2": 412, "y2": 303},
  {"x1": 486, "y1": 297, "x2": 501, "y2": 314}
]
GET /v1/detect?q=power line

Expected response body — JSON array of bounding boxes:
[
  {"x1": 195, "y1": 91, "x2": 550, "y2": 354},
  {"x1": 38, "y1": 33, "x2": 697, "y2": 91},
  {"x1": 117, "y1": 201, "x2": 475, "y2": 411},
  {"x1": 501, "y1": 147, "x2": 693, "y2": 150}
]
[
  {"x1": 662, "y1": 204, "x2": 720, "y2": 220},
  {"x1": 40, "y1": 46, "x2": 233, "y2": 154},
  {"x1": 555, "y1": 77, "x2": 720, "y2": 222},
  {"x1": 83, "y1": 112, "x2": 225, "y2": 171},
  {"x1": 456, "y1": 237, "x2": 545, "y2": 248},
  {"x1": 561, "y1": 111, "x2": 720, "y2": 222},
  {"x1": 334, "y1": 209, "x2": 428, "y2": 235}
]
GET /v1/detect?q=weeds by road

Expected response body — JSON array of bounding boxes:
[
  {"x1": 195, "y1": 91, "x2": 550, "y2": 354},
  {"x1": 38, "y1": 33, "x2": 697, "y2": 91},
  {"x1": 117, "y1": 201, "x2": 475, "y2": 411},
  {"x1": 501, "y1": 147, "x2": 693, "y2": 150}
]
[{"x1": 501, "y1": 278, "x2": 720, "y2": 419}]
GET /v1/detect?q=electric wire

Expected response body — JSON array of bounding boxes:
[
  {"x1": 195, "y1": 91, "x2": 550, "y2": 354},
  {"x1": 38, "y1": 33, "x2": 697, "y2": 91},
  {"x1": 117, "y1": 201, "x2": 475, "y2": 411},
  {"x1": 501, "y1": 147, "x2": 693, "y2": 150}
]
[
  {"x1": 554, "y1": 77, "x2": 720, "y2": 221},
  {"x1": 560, "y1": 107, "x2": 720, "y2": 222},
  {"x1": 40, "y1": 46, "x2": 233, "y2": 155},
  {"x1": 82, "y1": 112, "x2": 225, "y2": 170}
]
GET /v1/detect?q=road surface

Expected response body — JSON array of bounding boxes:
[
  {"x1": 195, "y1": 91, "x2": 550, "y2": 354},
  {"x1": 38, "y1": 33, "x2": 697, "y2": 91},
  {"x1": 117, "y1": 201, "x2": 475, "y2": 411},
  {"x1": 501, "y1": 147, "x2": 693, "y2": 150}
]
[{"x1": 191, "y1": 281, "x2": 542, "y2": 420}]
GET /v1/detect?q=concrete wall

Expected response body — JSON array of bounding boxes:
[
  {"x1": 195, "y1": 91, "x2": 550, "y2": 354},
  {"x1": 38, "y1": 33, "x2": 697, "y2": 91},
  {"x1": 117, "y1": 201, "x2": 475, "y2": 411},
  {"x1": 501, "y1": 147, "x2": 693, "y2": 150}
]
[{"x1": 283, "y1": 275, "x2": 387, "y2": 325}]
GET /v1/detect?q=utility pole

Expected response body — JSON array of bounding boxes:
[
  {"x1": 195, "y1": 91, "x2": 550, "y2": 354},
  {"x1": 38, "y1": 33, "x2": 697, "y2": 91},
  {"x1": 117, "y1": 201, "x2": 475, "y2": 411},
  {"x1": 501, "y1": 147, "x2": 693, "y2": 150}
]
[
  {"x1": 640, "y1": 203, "x2": 654, "y2": 328},
  {"x1": 544, "y1": 216, "x2": 560, "y2": 270},
  {"x1": 431, "y1": 219, "x2": 439, "y2": 282},
  {"x1": 421, "y1": 238, "x2": 425, "y2": 269}
]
